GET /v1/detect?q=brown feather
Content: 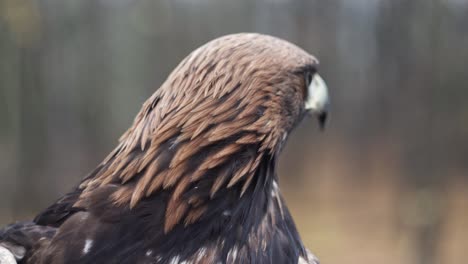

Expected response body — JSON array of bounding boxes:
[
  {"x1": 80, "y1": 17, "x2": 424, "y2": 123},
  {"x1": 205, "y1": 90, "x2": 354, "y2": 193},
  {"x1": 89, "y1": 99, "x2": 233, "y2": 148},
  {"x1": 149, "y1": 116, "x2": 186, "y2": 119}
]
[
  {"x1": 184, "y1": 206, "x2": 207, "y2": 226},
  {"x1": 210, "y1": 168, "x2": 231, "y2": 198},
  {"x1": 165, "y1": 198, "x2": 189, "y2": 233}
]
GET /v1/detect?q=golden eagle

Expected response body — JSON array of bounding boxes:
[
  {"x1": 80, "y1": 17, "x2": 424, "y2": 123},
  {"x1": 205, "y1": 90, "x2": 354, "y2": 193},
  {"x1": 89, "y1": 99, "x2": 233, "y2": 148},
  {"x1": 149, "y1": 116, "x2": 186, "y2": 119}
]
[{"x1": 0, "y1": 33, "x2": 328, "y2": 264}]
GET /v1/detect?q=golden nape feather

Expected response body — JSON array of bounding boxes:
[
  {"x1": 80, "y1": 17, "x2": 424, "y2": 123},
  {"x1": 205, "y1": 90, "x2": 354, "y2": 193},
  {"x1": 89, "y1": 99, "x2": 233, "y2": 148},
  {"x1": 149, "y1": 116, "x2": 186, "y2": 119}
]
[{"x1": 0, "y1": 33, "x2": 328, "y2": 264}]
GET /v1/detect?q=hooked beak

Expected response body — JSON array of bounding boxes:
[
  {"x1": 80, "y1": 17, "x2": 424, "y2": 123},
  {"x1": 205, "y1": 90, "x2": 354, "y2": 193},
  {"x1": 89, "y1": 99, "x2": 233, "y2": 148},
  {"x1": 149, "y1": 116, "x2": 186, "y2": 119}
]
[{"x1": 305, "y1": 74, "x2": 329, "y2": 130}]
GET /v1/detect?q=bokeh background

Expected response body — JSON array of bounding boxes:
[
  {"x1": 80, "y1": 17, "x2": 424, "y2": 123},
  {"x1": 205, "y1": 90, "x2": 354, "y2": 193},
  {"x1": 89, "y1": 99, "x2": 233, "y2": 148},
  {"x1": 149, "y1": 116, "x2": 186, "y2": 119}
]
[{"x1": 1, "y1": 0, "x2": 467, "y2": 263}]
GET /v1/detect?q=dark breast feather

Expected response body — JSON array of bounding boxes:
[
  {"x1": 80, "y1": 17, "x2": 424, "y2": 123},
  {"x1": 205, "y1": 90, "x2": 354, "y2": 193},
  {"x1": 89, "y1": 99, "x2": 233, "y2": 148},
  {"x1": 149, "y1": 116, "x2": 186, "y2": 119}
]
[{"x1": 27, "y1": 152, "x2": 308, "y2": 264}]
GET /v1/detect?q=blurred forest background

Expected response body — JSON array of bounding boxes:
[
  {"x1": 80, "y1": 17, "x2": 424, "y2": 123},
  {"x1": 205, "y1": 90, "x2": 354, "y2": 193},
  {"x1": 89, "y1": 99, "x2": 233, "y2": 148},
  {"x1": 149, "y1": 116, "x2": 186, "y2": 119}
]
[{"x1": 0, "y1": 0, "x2": 467, "y2": 263}]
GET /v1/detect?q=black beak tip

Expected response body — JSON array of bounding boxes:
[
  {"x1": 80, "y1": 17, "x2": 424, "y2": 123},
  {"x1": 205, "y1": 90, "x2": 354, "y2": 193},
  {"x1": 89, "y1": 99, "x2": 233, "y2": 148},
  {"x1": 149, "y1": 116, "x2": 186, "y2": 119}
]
[{"x1": 318, "y1": 112, "x2": 327, "y2": 131}]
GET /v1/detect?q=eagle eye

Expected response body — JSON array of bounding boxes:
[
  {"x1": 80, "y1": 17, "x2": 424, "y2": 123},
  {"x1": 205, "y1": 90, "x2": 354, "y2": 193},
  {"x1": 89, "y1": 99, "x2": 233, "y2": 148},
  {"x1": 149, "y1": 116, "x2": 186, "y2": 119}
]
[
  {"x1": 305, "y1": 71, "x2": 314, "y2": 87},
  {"x1": 304, "y1": 70, "x2": 317, "y2": 95}
]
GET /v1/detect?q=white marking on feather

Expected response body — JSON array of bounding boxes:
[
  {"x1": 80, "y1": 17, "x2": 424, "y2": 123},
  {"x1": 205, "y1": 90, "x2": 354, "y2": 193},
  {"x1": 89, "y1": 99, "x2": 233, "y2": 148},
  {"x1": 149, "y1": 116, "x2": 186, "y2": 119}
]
[
  {"x1": 169, "y1": 255, "x2": 180, "y2": 264},
  {"x1": 298, "y1": 249, "x2": 320, "y2": 264},
  {"x1": 298, "y1": 256, "x2": 308, "y2": 264},
  {"x1": 272, "y1": 180, "x2": 284, "y2": 218},
  {"x1": 195, "y1": 247, "x2": 207, "y2": 261},
  {"x1": 222, "y1": 210, "x2": 231, "y2": 216},
  {"x1": 83, "y1": 239, "x2": 93, "y2": 254},
  {"x1": 145, "y1": 250, "x2": 152, "y2": 257},
  {"x1": 271, "y1": 180, "x2": 279, "y2": 197},
  {"x1": 272, "y1": 180, "x2": 279, "y2": 190},
  {"x1": 227, "y1": 246, "x2": 239, "y2": 261}
]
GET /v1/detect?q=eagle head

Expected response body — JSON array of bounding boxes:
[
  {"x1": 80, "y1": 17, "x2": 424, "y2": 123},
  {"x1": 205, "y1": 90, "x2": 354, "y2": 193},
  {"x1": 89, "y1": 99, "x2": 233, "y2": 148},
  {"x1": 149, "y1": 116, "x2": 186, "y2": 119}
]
[{"x1": 157, "y1": 33, "x2": 329, "y2": 154}]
